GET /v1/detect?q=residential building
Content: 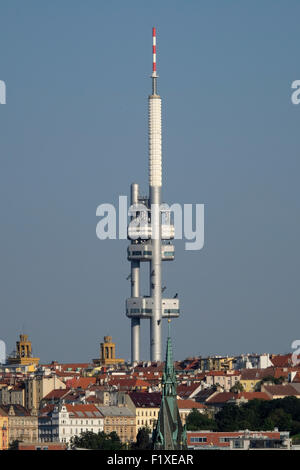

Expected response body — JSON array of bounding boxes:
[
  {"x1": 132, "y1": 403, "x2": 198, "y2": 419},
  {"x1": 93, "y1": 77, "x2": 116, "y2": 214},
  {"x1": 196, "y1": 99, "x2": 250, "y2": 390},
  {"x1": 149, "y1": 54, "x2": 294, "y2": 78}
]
[
  {"x1": 39, "y1": 403, "x2": 104, "y2": 445},
  {"x1": 200, "y1": 356, "x2": 234, "y2": 371},
  {"x1": 0, "y1": 407, "x2": 8, "y2": 450},
  {"x1": 0, "y1": 404, "x2": 38, "y2": 444},
  {"x1": 18, "y1": 441, "x2": 67, "y2": 450},
  {"x1": 187, "y1": 430, "x2": 291, "y2": 450},
  {"x1": 97, "y1": 405, "x2": 136, "y2": 444},
  {"x1": 205, "y1": 371, "x2": 241, "y2": 391},
  {"x1": 233, "y1": 353, "x2": 272, "y2": 370},
  {"x1": 204, "y1": 391, "x2": 270, "y2": 412},
  {"x1": 177, "y1": 400, "x2": 206, "y2": 426},
  {"x1": 0, "y1": 383, "x2": 25, "y2": 406},
  {"x1": 120, "y1": 391, "x2": 161, "y2": 432},
  {"x1": 240, "y1": 369, "x2": 266, "y2": 392},
  {"x1": 25, "y1": 373, "x2": 66, "y2": 410},
  {"x1": 261, "y1": 384, "x2": 300, "y2": 399}
]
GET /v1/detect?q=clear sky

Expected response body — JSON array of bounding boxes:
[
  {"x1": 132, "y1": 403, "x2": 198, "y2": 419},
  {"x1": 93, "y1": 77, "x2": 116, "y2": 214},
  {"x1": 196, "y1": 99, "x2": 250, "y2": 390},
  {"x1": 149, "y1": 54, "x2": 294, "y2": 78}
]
[{"x1": 0, "y1": 1, "x2": 299, "y2": 363}]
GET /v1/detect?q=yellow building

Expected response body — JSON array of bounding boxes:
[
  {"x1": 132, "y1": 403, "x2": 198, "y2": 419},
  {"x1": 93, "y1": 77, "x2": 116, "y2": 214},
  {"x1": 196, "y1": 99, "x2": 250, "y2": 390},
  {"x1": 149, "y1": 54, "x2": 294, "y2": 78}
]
[
  {"x1": 0, "y1": 408, "x2": 8, "y2": 450},
  {"x1": 200, "y1": 356, "x2": 234, "y2": 371},
  {"x1": 240, "y1": 370, "x2": 262, "y2": 392},
  {"x1": 7, "y1": 334, "x2": 39, "y2": 370},
  {"x1": 98, "y1": 406, "x2": 136, "y2": 444},
  {"x1": 97, "y1": 336, "x2": 124, "y2": 367},
  {"x1": 122, "y1": 391, "x2": 161, "y2": 433}
]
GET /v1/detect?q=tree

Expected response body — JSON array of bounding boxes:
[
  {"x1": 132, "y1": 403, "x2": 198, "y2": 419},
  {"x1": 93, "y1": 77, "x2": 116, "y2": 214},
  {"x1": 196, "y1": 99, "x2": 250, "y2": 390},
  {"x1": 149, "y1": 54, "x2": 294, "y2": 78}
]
[
  {"x1": 186, "y1": 409, "x2": 216, "y2": 431},
  {"x1": 263, "y1": 409, "x2": 293, "y2": 431},
  {"x1": 8, "y1": 440, "x2": 20, "y2": 450},
  {"x1": 230, "y1": 382, "x2": 244, "y2": 393},
  {"x1": 132, "y1": 426, "x2": 152, "y2": 449},
  {"x1": 215, "y1": 403, "x2": 242, "y2": 432},
  {"x1": 70, "y1": 430, "x2": 125, "y2": 450}
]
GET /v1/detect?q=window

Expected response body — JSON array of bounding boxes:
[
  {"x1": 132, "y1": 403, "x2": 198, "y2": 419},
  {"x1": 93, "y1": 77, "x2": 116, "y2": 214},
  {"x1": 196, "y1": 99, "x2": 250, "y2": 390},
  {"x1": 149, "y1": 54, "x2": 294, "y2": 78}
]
[{"x1": 190, "y1": 437, "x2": 207, "y2": 443}]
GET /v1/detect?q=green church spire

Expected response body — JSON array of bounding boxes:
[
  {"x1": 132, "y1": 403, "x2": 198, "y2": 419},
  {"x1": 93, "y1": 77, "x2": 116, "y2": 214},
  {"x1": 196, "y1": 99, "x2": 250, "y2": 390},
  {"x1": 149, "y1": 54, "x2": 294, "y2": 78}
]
[{"x1": 152, "y1": 320, "x2": 187, "y2": 450}]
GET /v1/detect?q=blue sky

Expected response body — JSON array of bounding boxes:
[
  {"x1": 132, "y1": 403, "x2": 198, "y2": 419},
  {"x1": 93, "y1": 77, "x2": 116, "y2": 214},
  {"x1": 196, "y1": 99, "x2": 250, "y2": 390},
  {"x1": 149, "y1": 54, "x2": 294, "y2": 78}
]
[{"x1": 0, "y1": 1, "x2": 299, "y2": 362}]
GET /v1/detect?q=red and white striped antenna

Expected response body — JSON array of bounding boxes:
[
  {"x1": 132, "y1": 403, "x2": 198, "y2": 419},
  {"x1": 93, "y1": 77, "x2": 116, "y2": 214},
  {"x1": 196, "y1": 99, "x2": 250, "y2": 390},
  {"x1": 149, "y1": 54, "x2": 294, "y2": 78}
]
[
  {"x1": 151, "y1": 27, "x2": 158, "y2": 94},
  {"x1": 152, "y1": 27, "x2": 157, "y2": 75}
]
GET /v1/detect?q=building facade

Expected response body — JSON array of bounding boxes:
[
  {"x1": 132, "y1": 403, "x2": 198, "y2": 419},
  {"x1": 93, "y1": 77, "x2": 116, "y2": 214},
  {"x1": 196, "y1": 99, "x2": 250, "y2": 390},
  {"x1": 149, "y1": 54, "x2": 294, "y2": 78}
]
[
  {"x1": 97, "y1": 406, "x2": 136, "y2": 444},
  {"x1": 0, "y1": 408, "x2": 8, "y2": 450},
  {"x1": 187, "y1": 430, "x2": 291, "y2": 450},
  {"x1": 25, "y1": 374, "x2": 66, "y2": 410},
  {"x1": 39, "y1": 403, "x2": 104, "y2": 445},
  {"x1": 0, "y1": 404, "x2": 38, "y2": 444}
]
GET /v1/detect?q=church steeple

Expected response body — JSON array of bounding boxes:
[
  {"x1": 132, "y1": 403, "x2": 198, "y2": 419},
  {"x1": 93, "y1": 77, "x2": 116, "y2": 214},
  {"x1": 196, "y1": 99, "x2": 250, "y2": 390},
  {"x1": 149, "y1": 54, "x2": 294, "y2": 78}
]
[
  {"x1": 152, "y1": 320, "x2": 187, "y2": 450},
  {"x1": 162, "y1": 321, "x2": 177, "y2": 397}
]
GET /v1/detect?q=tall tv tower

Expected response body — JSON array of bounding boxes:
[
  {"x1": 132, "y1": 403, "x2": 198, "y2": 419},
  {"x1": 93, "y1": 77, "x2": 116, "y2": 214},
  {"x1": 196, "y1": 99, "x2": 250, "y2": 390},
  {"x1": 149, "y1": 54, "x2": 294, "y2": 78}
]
[{"x1": 126, "y1": 28, "x2": 180, "y2": 363}]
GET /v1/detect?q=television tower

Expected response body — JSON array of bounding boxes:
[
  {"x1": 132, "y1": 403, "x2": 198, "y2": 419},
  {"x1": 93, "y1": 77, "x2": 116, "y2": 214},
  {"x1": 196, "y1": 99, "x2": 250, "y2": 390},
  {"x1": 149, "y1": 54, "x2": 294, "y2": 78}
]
[{"x1": 126, "y1": 28, "x2": 180, "y2": 363}]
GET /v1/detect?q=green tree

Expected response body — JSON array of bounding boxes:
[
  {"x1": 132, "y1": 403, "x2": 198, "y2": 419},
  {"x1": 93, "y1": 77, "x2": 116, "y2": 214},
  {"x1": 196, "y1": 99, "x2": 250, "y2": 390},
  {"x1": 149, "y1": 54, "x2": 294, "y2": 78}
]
[
  {"x1": 8, "y1": 440, "x2": 20, "y2": 450},
  {"x1": 215, "y1": 403, "x2": 242, "y2": 432},
  {"x1": 263, "y1": 409, "x2": 293, "y2": 431},
  {"x1": 186, "y1": 409, "x2": 216, "y2": 431},
  {"x1": 70, "y1": 430, "x2": 125, "y2": 450},
  {"x1": 230, "y1": 382, "x2": 244, "y2": 393},
  {"x1": 132, "y1": 426, "x2": 152, "y2": 449}
]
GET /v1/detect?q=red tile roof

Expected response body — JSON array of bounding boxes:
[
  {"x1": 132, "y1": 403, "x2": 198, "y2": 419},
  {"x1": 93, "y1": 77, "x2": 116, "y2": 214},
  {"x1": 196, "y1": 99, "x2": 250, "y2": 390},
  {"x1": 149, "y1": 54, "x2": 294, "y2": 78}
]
[
  {"x1": 128, "y1": 391, "x2": 161, "y2": 408},
  {"x1": 107, "y1": 378, "x2": 151, "y2": 390},
  {"x1": 263, "y1": 384, "x2": 300, "y2": 397},
  {"x1": 176, "y1": 383, "x2": 201, "y2": 399},
  {"x1": 270, "y1": 354, "x2": 293, "y2": 368},
  {"x1": 206, "y1": 391, "x2": 270, "y2": 404},
  {"x1": 43, "y1": 389, "x2": 70, "y2": 400},
  {"x1": 65, "y1": 377, "x2": 97, "y2": 390},
  {"x1": 177, "y1": 399, "x2": 205, "y2": 410},
  {"x1": 65, "y1": 404, "x2": 103, "y2": 418}
]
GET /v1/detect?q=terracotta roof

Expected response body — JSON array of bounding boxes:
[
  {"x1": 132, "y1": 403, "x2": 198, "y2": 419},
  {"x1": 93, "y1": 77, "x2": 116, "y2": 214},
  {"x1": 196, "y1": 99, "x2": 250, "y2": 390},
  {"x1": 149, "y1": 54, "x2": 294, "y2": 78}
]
[
  {"x1": 207, "y1": 391, "x2": 271, "y2": 404},
  {"x1": 193, "y1": 387, "x2": 218, "y2": 403},
  {"x1": 206, "y1": 392, "x2": 236, "y2": 404},
  {"x1": 263, "y1": 384, "x2": 300, "y2": 397},
  {"x1": 85, "y1": 396, "x2": 103, "y2": 404},
  {"x1": 176, "y1": 383, "x2": 201, "y2": 399},
  {"x1": 43, "y1": 388, "x2": 70, "y2": 400},
  {"x1": 240, "y1": 368, "x2": 275, "y2": 380},
  {"x1": 65, "y1": 377, "x2": 97, "y2": 389},
  {"x1": 65, "y1": 404, "x2": 103, "y2": 418},
  {"x1": 207, "y1": 371, "x2": 240, "y2": 377},
  {"x1": 107, "y1": 378, "x2": 151, "y2": 390},
  {"x1": 270, "y1": 354, "x2": 293, "y2": 368},
  {"x1": 292, "y1": 372, "x2": 300, "y2": 383},
  {"x1": 236, "y1": 392, "x2": 270, "y2": 401},
  {"x1": 129, "y1": 391, "x2": 161, "y2": 408},
  {"x1": 39, "y1": 404, "x2": 56, "y2": 417},
  {"x1": 0, "y1": 404, "x2": 32, "y2": 417},
  {"x1": 177, "y1": 399, "x2": 205, "y2": 409}
]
